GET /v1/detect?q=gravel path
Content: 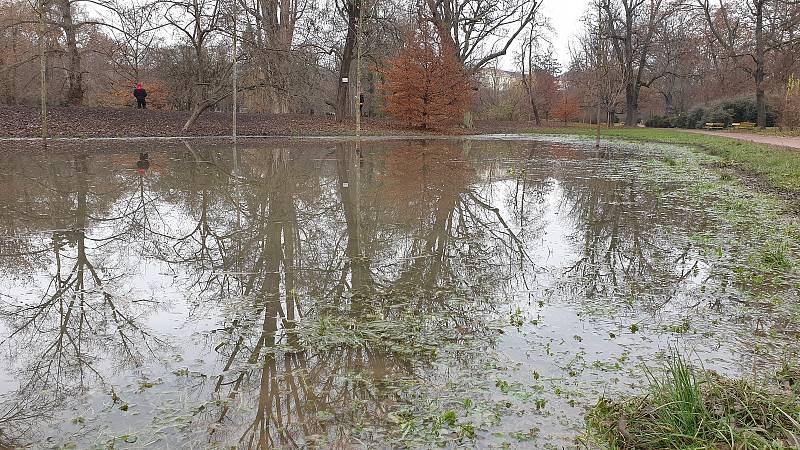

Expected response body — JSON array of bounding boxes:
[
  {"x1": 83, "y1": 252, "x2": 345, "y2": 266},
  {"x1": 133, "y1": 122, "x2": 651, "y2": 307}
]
[{"x1": 686, "y1": 129, "x2": 800, "y2": 150}]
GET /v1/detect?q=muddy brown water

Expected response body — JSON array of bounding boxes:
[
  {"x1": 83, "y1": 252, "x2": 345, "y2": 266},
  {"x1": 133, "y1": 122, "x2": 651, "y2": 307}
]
[{"x1": 0, "y1": 137, "x2": 797, "y2": 449}]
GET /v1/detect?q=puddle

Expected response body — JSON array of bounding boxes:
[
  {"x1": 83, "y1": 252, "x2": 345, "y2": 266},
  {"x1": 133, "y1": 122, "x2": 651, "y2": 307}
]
[{"x1": 0, "y1": 137, "x2": 797, "y2": 449}]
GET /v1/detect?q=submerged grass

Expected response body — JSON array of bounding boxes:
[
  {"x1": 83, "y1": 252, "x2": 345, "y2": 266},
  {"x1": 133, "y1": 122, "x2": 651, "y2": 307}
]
[
  {"x1": 761, "y1": 243, "x2": 795, "y2": 271},
  {"x1": 526, "y1": 127, "x2": 800, "y2": 194},
  {"x1": 531, "y1": 126, "x2": 800, "y2": 296},
  {"x1": 585, "y1": 349, "x2": 800, "y2": 449}
]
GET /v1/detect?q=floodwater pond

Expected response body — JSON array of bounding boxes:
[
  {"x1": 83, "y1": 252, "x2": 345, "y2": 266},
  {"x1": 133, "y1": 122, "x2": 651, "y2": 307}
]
[{"x1": 0, "y1": 137, "x2": 797, "y2": 449}]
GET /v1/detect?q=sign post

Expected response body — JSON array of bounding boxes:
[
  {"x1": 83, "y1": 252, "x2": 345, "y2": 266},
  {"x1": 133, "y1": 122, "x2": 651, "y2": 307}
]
[{"x1": 355, "y1": 0, "x2": 363, "y2": 137}]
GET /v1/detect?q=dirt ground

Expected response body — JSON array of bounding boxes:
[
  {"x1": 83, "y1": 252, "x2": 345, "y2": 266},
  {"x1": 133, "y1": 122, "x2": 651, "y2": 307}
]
[{"x1": 0, "y1": 105, "x2": 536, "y2": 139}]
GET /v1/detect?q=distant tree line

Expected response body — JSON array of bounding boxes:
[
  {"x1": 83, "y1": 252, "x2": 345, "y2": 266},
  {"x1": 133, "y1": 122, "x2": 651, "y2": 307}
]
[
  {"x1": 564, "y1": 0, "x2": 800, "y2": 128},
  {"x1": 0, "y1": 0, "x2": 543, "y2": 129},
  {"x1": 2, "y1": 0, "x2": 800, "y2": 129}
]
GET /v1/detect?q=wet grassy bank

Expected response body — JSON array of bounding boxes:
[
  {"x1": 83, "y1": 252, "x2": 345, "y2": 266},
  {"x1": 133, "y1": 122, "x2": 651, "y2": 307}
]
[
  {"x1": 518, "y1": 129, "x2": 800, "y2": 449},
  {"x1": 526, "y1": 127, "x2": 800, "y2": 196}
]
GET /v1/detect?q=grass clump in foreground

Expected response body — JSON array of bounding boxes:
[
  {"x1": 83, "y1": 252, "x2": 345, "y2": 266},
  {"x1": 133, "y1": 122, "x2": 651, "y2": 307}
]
[{"x1": 585, "y1": 350, "x2": 800, "y2": 449}]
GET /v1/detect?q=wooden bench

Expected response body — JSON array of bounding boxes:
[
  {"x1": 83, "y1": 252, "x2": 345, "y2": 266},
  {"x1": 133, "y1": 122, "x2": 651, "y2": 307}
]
[
  {"x1": 704, "y1": 122, "x2": 725, "y2": 129},
  {"x1": 732, "y1": 121, "x2": 756, "y2": 129}
]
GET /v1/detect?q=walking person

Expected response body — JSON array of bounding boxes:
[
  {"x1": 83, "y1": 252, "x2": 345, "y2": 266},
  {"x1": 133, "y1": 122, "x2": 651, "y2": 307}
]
[{"x1": 133, "y1": 83, "x2": 147, "y2": 109}]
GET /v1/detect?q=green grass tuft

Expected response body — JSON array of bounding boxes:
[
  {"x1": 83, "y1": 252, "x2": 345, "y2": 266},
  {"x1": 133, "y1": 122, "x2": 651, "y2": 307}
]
[
  {"x1": 585, "y1": 349, "x2": 800, "y2": 449},
  {"x1": 761, "y1": 244, "x2": 794, "y2": 271}
]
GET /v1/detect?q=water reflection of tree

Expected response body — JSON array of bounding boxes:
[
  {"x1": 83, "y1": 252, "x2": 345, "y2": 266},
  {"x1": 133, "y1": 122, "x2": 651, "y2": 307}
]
[
  {"x1": 557, "y1": 159, "x2": 710, "y2": 307},
  {"x1": 165, "y1": 144, "x2": 387, "y2": 448},
  {"x1": 0, "y1": 153, "x2": 166, "y2": 443},
  {"x1": 377, "y1": 143, "x2": 536, "y2": 290},
  {"x1": 146, "y1": 141, "x2": 523, "y2": 448},
  {"x1": 0, "y1": 141, "x2": 534, "y2": 447}
]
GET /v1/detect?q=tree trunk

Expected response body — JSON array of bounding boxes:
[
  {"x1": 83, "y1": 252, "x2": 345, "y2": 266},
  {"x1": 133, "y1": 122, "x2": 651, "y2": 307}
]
[
  {"x1": 335, "y1": 4, "x2": 358, "y2": 122},
  {"x1": 58, "y1": 0, "x2": 83, "y2": 105},
  {"x1": 182, "y1": 81, "x2": 232, "y2": 132},
  {"x1": 267, "y1": 87, "x2": 290, "y2": 113},
  {"x1": 183, "y1": 106, "x2": 205, "y2": 132},
  {"x1": 662, "y1": 90, "x2": 676, "y2": 116},
  {"x1": 622, "y1": 4, "x2": 639, "y2": 126},
  {"x1": 183, "y1": 89, "x2": 216, "y2": 132},
  {"x1": 193, "y1": 42, "x2": 206, "y2": 112},
  {"x1": 754, "y1": 0, "x2": 766, "y2": 128},
  {"x1": 529, "y1": 94, "x2": 541, "y2": 126},
  {"x1": 6, "y1": 15, "x2": 18, "y2": 105},
  {"x1": 521, "y1": 66, "x2": 541, "y2": 125},
  {"x1": 524, "y1": 77, "x2": 541, "y2": 125},
  {"x1": 624, "y1": 82, "x2": 638, "y2": 126},
  {"x1": 267, "y1": 40, "x2": 293, "y2": 113}
]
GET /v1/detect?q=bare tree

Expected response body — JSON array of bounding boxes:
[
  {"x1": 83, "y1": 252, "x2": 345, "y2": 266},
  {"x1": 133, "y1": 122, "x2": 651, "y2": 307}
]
[
  {"x1": 237, "y1": 0, "x2": 308, "y2": 113},
  {"x1": 425, "y1": 0, "x2": 542, "y2": 72},
  {"x1": 160, "y1": 0, "x2": 234, "y2": 130},
  {"x1": 602, "y1": 0, "x2": 677, "y2": 126},
  {"x1": 332, "y1": 0, "x2": 361, "y2": 121},
  {"x1": 517, "y1": 21, "x2": 553, "y2": 125},
  {"x1": 45, "y1": 0, "x2": 119, "y2": 105},
  {"x1": 102, "y1": 0, "x2": 163, "y2": 82},
  {"x1": 698, "y1": 0, "x2": 800, "y2": 128},
  {"x1": 649, "y1": 9, "x2": 699, "y2": 116}
]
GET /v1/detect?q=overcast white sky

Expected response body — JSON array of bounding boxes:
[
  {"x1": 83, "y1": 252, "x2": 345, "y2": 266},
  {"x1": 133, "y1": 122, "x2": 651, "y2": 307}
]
[{"x1": 539, "y1": 0, "x2": 589, "y2": 69}]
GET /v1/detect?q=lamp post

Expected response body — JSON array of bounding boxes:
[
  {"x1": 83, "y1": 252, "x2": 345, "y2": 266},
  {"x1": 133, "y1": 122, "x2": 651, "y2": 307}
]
[
  {"x1": 232, "y1": 0, "x2": 238, "y2": 143},
  {"x1": 355, "y1": 0, "x2": 365, "y2": 136},
  {"x1": 595, "y1": 0, "x2": 602, "y2": 149},
  {"x1": 38, "y1": 0, "x2": 47, "y2": 147}
]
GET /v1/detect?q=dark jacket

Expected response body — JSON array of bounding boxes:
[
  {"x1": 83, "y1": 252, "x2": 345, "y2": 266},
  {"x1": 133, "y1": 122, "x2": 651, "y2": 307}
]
[{"x1": 133, "y1": 88, "x2": 147, "y2": 100}]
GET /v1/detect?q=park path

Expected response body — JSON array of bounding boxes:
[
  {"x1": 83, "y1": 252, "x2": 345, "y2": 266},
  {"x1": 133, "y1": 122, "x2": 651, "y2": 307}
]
[{"x1": 685, "y1": 129, "x2": 800, "y2": 150}]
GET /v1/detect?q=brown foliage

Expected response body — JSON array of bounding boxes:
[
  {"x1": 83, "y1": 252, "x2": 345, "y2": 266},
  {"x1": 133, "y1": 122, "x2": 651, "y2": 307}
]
[
  {"x1": 381, "y1": 26, "x2": 472, "y2": 129},
  {"x1": 552, "y1": 92, "x2": 582, "y2": 123},
  {"x1": 96, "y1": 80, "x2": 169, "y2": 109},
  {"x1": 533, "y1": 71, "x2": 559, "y2": 119}
]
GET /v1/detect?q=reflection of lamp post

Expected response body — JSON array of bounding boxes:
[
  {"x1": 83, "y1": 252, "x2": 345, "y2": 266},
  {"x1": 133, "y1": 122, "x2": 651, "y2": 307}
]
[
  {"x1": 136, "y1": 152, "x2": 150, "y2": 240},
  {"x1": 231, "y1": 144, "x2": 243, "y2": 290},
  {"x1": 232, "y1": 144, "x2": 240, "y2": 178}
]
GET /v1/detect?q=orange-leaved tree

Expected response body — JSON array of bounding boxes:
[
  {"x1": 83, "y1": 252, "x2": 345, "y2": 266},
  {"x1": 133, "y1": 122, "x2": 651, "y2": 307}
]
[
  {"x1": 552, "y1": 92, "x2": 582, "y2": 125},
  {"x1": 381, "y1": 25, "x2": 472, "y2": 129}
]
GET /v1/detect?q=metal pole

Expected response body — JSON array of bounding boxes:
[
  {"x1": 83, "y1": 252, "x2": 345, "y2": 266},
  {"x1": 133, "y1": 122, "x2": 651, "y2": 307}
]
[
  {"x1": 232, "y1": 2, "x2": 237, "y2": 143},
  {"x1": 355, "y1": 0, "x2": 363, "y2": 136},
  {"x1": 38, "y1": 0, "x2": 47, "y2": 147},
  {"x1": 595, "y1": 0, "x2": 602, "y2": 149}
]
